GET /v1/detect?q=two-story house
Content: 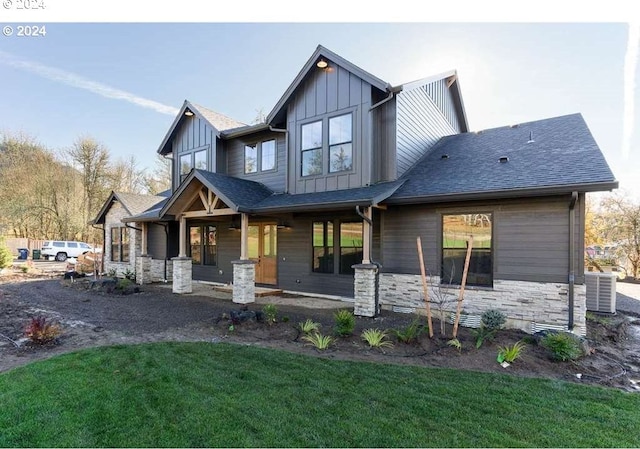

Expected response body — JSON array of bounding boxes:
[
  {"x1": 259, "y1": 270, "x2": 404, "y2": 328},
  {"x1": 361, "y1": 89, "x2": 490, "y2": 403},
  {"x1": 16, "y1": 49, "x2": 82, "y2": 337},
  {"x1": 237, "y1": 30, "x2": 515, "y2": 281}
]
[{"x1": 93, "y1": 45, "x2": 617, "y2": 336}]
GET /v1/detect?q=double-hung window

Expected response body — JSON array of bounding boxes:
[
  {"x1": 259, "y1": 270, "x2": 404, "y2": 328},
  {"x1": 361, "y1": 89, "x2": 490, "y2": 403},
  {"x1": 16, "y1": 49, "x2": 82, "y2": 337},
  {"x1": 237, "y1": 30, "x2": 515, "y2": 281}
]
[{"x1": 442, "y1": 213, "x2": 493, "y2": 287}]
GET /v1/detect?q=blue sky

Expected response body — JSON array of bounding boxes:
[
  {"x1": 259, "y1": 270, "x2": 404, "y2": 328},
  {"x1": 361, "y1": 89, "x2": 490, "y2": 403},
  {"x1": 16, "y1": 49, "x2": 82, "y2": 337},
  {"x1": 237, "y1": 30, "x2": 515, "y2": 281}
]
[{"x1": 1, "y1": 6, "x2": 638, "y2": 200}]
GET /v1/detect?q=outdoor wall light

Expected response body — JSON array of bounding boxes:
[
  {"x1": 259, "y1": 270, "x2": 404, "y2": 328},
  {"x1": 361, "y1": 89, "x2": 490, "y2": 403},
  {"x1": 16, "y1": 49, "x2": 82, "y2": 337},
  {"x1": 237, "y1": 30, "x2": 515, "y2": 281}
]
[
  {"x1": 184, "y1": 109, "x2": 194, "y2": 117},
  {"x1": 316, "y1": 58, "x2": 328, "y2": 69},
  {"x1": 277, "y1": 222, "x2": 292, "y2": 230}
]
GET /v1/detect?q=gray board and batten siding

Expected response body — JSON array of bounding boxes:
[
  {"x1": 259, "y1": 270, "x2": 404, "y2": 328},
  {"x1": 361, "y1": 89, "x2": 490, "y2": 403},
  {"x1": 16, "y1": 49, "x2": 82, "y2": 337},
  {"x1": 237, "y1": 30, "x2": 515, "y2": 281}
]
[
  {"x1": 286, "y1": 62, "x2": 375, "y2": 195},
  {"x1": 380, "y1": 194, "x2": 586, "y2": 285},
  {"x1": 223, "y1": 130, "x2": 287, "y2": 193},
  {"x1": 171, "y1": 116, "x2": 218, "y2": 191},
  {"x1": 395, "y1": 79, "x2": 463, "y2": 178}
]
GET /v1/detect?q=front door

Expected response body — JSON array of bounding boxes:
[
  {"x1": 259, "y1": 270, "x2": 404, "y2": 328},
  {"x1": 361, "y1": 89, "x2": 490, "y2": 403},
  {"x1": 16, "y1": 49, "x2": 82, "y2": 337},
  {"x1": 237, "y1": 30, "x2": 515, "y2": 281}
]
[{"x1": 248, "y1": 223, "x2": 278, "y2": 285}]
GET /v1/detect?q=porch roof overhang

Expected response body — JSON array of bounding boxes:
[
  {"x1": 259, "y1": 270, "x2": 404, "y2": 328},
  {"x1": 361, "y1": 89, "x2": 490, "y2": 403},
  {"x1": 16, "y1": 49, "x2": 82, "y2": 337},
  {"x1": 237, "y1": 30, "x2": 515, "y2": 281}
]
[
  {"x1": 251, "y1": 180, "x2": 405, "y2": 214},
  {"x1": 160, "y1": 169, "x2": 274, "y2": 218}
]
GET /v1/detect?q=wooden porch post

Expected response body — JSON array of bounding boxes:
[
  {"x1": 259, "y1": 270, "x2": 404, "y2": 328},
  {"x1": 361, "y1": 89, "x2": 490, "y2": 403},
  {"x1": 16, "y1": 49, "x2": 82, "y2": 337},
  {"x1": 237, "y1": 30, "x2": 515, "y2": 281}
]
[
  {"x1": 240, "y1": 213, "x2": 249, "y2": 260},
  {"x1": 179, "y1": 214, "x2": 187, "y2": 257},
  {"x1": 362, "y1": 206, "x2": 372, "y2": 264}
]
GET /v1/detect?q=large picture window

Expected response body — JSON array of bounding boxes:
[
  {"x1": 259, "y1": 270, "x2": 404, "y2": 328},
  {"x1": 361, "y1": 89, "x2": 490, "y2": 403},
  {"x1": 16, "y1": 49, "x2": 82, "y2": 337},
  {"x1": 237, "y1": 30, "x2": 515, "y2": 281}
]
[
  {"x1": 189, "y1": 225, "x2": 217, "y2": 266},
  {"x1": 110, "y1": 227, "x2": 129, "y2": 262},
  {"x1": 311, "y1": 220, "x2": 362, "y2": 275},
  {"x1": 442, "y1": 213, "x2": 492, "y2": 287}
]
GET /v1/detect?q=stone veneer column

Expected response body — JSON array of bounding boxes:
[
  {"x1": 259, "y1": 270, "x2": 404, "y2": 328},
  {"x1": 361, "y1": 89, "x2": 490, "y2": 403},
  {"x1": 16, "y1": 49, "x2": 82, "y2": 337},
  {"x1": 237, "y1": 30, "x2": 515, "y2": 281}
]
[
  {"x1": 171, "y1": 257, "x2": 192, "y2": 294},
  {"x1": 232, "y1": 260, "x2": 256, "y2": 304},
  {"x1": 135, "y1": 255, "x2": 152, "y2": 285},
  {"x1": 353, "y1": 263, "x2": 379, "y2": 317}
]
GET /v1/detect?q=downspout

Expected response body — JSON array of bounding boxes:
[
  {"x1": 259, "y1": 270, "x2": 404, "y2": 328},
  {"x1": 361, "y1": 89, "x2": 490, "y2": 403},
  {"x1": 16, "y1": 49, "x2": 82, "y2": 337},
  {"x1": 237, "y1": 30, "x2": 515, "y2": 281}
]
[
  {"x1": 568, "y1": 191, "x2": 578, "y2": 331},
  {"x1": 270, "y1": 126, "x2": 288, "y2": 193}
]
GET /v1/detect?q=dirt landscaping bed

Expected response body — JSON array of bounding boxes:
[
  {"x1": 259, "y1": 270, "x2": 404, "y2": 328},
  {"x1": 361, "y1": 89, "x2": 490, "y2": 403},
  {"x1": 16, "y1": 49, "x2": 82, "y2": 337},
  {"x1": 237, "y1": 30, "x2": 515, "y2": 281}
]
[{"x1": 2, "y1": 266, "x2": 640, "y2": 393}]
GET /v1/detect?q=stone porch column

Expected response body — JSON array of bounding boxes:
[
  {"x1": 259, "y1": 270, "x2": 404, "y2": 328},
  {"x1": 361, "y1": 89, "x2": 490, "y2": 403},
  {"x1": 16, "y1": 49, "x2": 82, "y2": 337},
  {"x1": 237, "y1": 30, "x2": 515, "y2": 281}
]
[
  {"x1": 232, "y1": 259, "x2": 256, "y2": 304},
  {"x1": 172, "y1": 256, "x2": 192, "y2": 294},
  {"x1": 353, "y1": 263, "x2": 379, "y2": 317},
  {"x1": 135, "y1": 255, "x2": 152, "y2": 285}
]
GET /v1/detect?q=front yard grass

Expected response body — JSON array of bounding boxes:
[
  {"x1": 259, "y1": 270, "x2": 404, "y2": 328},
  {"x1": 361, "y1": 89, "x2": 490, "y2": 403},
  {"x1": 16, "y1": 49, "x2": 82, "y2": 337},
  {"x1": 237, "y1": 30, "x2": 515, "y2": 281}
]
[{"x1": 1, "y1": 341, "x2": 639, "y2": 447}]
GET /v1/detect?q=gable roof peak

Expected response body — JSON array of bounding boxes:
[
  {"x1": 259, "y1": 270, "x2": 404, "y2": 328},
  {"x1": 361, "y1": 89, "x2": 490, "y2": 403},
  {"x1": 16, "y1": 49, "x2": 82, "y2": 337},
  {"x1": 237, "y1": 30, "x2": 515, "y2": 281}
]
[
  {"x1": 157, "y1": 100, "x2": 245, "y2": 155},
  {"x1": 266, "y1": 44, "x2": 392, "y2": 124}
]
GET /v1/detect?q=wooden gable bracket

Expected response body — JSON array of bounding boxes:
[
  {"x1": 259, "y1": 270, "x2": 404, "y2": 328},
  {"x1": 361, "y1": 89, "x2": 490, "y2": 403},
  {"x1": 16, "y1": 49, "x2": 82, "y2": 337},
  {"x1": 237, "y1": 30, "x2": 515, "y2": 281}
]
[
  {"x1": 198, "y1": 188, "x2": 221, "y2": 214},
  {"x1": 182, "y1": 186, "x2": 235, "y2": 218},
  {"x1": 446, "y1": 74, "x2": 457, "y2": 89}
]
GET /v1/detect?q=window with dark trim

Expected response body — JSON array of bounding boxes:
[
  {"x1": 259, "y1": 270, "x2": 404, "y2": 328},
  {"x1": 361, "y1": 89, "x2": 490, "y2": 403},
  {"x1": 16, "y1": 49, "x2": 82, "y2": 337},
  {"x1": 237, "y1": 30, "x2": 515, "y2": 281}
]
[
  {"x1": 339, "y1": 222, "x2": 363, "y2": 275},
  {"x1": 442, "y1": 213, "x2": 493, "y2": 287},
  {"x1": 189, "y1": 225, "x2": 217, "y2": 266},
  {"x1": 110, "y1": 227, "x2": 129, "y2": 262},
  {"x1": 244, "y1": 144, "x2": 258, "y2": 174},
  {"x1": 301, "y1": 120, "x2": 323, "y2": 176},
  {"x1": 312, "y1": 221, "x2": 334, "y2": 273},
  {"x1": 261, "y1": 139, "x2": 276, "y2": 171},
  {"x1": 311, "y1": 220, "x2": 362, "y2": 275},
  {"x1": 179, "y1": 147, "x2": 209, "y2": 182},
  {"x1": 329, "y1": 113, "x2": 353, "y2": 173}
]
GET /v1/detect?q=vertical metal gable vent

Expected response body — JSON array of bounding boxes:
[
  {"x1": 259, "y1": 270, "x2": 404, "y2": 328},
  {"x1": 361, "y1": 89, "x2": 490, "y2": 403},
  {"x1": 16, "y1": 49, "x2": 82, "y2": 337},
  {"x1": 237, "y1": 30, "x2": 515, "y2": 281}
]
[{"x1": 585, "y1": 272, "x2": 617, "y2": 314}]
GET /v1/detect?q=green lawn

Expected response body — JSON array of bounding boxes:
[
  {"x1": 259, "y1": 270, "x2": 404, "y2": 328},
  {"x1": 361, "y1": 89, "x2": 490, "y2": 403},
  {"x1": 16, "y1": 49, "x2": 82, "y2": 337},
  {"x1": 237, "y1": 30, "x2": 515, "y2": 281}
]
[{"x1": 1, "y1": 342, "x2": 639, "y2": 447}]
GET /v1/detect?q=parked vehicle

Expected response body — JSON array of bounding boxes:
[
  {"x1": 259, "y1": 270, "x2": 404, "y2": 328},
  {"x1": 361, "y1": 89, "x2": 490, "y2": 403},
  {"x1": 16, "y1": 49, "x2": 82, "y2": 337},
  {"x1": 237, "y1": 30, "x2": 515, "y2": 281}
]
[{"x1": 41, "y1": 241, "x2": 95, "y2": 261}]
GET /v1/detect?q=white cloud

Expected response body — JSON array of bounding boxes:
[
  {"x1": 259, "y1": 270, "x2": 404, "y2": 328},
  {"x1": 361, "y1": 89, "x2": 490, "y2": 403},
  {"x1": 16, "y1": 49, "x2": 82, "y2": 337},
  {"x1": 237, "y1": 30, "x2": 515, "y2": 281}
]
[
  {"x1": 622, "y1": 22, "x2": 640, "y2": 159},
  {"x1": 0, "y1": 50, "x2": 179, "y2": 116}
]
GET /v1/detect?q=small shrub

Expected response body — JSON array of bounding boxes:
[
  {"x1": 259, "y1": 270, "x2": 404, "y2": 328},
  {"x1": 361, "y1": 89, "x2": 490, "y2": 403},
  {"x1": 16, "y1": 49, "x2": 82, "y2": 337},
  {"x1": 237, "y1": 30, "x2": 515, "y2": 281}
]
[
  {"x1": 106, "y1": 268, "x2": 118, "y2": 278},
  {"x1": 470, "y1": 326, "x2": 496, "y2": 349},
  {"x1": 540, "y1": 332, "x2": 583, "y2": 361},
  {"x1": 586, "y1": 312, "x2": 612, "y2": 326},
  {"x1": 481, "y1": 309, "x2": 507, "y2": 331},
  {"x1": 333, "y1": 309, "x2": 355, "y2": 337},
  {"x1": 0, "y1": 238, "x2": 13, "y2": 269},
  {"x1": 361, "y1": 329, "x2": 394, "y2": 349},
  {"x1": 263, "y1": 304, "x2": 278, "y2": 325},
  {"x1": 116, "y1": 278, "x2": 132, "y2": 290},
  {"x1": 392, "y1": 318, "x2": 424, "y2": 344},
  {"x1": 25, "y1": 316, "x2": 62, "y2": 345},
  {"x1": 299, "y1": 319, "x2": 321, "y2": 334},
  {"x1": 282, "y1": 316, "x2": 290, "y2": 323},
  {"x1": 447, "y1": 338, "x2": 462, "y2": 352},
  {"x1": 302, "y1": 332, "x2": 334, "y2": 350},
  {"x1": 498, "y1": 340, "x2": 526, "y2": 363},
  {"x1": 122, "y1": 268, "x2": 136, "y2": 281}
]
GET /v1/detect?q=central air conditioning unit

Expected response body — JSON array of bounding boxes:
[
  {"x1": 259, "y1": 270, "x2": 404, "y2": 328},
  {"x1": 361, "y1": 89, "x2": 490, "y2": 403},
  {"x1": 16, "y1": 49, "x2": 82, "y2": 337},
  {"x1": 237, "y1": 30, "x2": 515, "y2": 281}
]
[{"x1": 585, "y1": 272, "x2": 617, "y2": 314}]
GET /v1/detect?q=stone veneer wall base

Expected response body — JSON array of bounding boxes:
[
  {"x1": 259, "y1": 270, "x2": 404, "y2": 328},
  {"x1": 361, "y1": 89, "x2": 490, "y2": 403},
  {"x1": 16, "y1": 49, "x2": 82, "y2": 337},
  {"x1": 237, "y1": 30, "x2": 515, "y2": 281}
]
[
  {"x1": 232, "y1": 260, "x2": 256, "y2": 304},
  {"x1": 379, "y1": 273, "x2": 586, "y2": 336},
  {"x1": 172, "y1": 257, "x2": 192, "y2": 294}
]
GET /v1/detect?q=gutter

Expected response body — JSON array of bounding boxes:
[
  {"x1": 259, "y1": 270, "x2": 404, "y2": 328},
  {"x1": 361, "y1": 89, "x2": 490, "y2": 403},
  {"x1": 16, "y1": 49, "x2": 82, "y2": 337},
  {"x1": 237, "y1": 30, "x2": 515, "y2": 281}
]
[{"x1": 568, "y1": 191, "x2": 578, "y2": 331}]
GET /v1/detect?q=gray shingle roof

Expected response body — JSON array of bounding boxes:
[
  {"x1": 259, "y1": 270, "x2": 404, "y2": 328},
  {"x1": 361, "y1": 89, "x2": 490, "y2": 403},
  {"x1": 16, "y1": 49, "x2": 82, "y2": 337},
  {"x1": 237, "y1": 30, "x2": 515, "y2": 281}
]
[
  {"x1": 115, "y1": 192, "x2": 167, "y2": 216},
  {"x1": 189, "y1": 103, "x2": 246, "y2": 132},
  {"x1": 390, "y1": 113, "x2": 617, "y2": 202},
  {"x1": 194, "y1": 169, "x2": 273, "y2": 211},
  {"x1": 254, "y1": 181, "x2": 404, "y2": 213}
]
